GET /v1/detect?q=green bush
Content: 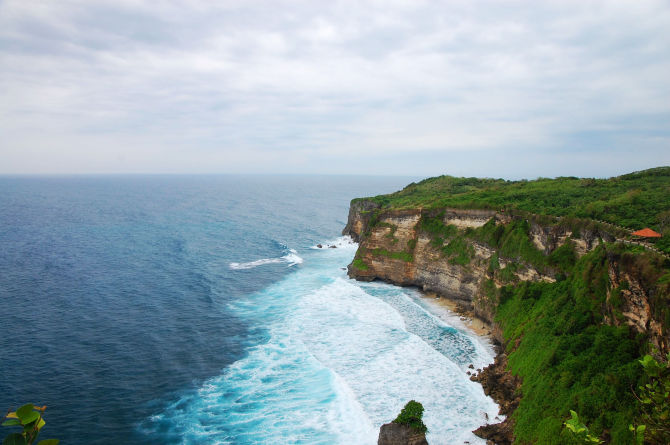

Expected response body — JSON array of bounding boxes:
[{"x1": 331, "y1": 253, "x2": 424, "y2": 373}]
[
  {"x1": 352, "y1": 258, "x2": 369, "y2": 271},
  {"x1": 393, "y1": 400, "x2": 428, "y2": 433},
  {"x1": 634, "y1": 354, "x2": 670, "y2": 444},
  {"x1": 441, "y1": 237, "x2": 473, "y2": 265}
]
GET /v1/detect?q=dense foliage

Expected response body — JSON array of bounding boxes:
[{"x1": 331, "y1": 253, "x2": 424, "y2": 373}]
[
  {"x1": 634, "y1": 354, "x2": 670, "y2": 443},
  {"x1": 392, "y1": 400, "x2": 428, "y2": 433},
  {"x1": 494, "y1": 246, "x2": 645, "y2": 444},
  {"x1": 357, "y1": 167, "x2": 670, "y2": 247},
  {"x1": 564, "y1": 410, "x2": 605, "y2": 444}
]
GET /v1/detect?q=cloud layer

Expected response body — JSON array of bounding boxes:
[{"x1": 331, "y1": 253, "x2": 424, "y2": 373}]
[{"x1": 1, "y1": 0, "x2": 669, "y2": 177}]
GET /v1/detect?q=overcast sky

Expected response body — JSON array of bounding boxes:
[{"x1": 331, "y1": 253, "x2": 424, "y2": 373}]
[{"x1": 1, "y1": 0, "x2": 669, "y2": 178}]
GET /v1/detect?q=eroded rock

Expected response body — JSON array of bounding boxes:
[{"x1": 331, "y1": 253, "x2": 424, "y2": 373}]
[{"x1": 377, "y1": 423, "x2": 428, "y2": 445}]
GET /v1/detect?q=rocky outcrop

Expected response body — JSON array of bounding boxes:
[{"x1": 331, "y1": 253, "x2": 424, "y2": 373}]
[
  {"x1": 377, "y1": 423, "x2": 429, "y2": 445},
  {"x1": 342, "y1": 199, "x2": 381, "y2": 242},
  {"x1": 471, "y1": 354, "x2": 521, "y2": 445},
  {"x1": 604, "y1": 252, "x2": 668, "y2": 355}
]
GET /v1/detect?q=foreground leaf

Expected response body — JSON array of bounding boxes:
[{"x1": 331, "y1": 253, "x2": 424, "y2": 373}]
[{"x1": 15, "y1": 405, "x2": 34, "y2": 421}]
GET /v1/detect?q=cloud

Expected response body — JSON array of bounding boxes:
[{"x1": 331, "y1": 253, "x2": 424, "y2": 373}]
[{"x1": 1, "y1": 0, "x2": 669, "y2": 177}]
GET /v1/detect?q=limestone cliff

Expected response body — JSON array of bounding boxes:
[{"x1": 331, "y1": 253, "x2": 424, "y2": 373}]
[
  {"x1": 344, "y1": 203, "x2": 552, "y2": 337},
  {"x1": 343, "y1": 200, "x2": 668, "y2": 353},
  {"x1": 344, "y1": 200, "x2": 669, "y2": 444},
  {"x1": 603, "y1": 250, "x2": 669, "y2": 354}
]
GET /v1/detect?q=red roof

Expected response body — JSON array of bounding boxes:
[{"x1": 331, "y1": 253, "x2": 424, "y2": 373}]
[{"x1": 632, "y1": 228, "x2": 662, "y2": 238}]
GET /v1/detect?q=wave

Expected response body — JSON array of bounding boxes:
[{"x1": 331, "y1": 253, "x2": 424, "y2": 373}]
[
  {"x1": 310, "y1": 235, "x2": 358, "y2": 250},
  {"x1": 149, "y1": 239, "x2": 498, "y2": 444},
  {"x1": 229, "y1": 249, "x2": 304, "y2": 270}
]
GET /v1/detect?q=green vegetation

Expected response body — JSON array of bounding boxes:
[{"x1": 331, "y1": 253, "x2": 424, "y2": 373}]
[
  {"x1": 634, "y1": 354, "x2": 670, "y2": 444},
  {"x1": 564, "y1": 410, "x2": 604, "y2": 444},
  {"x1": 372, "y1": 248, "x2": 413, "y2": 262},
  {"x1": 565, "y1": 352, "x2": 670, "y2": 445},
  {"x1": 441, "y1": 237, "x2": 474, "y2": 266},
  {"x1": 416, "y1": 213, "x2": 475, "y2": 264},
  {"x1": 392, "y1": 400, "x2": 428, "y2": 433},
  {"x1": 378, "y1": 222, "x2": 398, "y2": 242},
  {"x1": 407, "y1": 238, "x2": 417, "y2": 250},
  {"x1": 355, "y1": 167, "x2": 670, "y2": 251},
  {"x1": 352, "y1": 258, "x2": 369, "y2": 271},
  {"x1": 470, "y1": 218, "x2": 548, "y2": 271},
  {"x1": 419, "y1": 213, "x2": 459, "y2": 240},
  {"x1": 492, "y1": 243, "x2": 670, "y2": 444},
  {"x1": 2, "y1": 404, "x2": 58, "y2": 445}
]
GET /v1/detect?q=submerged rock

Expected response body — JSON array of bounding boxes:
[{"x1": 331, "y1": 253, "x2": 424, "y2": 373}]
[{"x1": 377, "y1": 422, "x2": 428, "y2": 445}]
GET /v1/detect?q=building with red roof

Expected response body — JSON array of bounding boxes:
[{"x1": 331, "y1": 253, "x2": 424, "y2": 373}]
[{"x1": 632, "y1": 228, "x2": 662, "y2": 238}]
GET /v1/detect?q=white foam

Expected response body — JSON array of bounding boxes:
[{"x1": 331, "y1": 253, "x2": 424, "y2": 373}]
[
  {"x1": 290, "y1": 278, "x2": 498, "y2": 444},
  {"x1": 283, "y1": 249, "x2": 304, "y2": 266},
  {"x1": 149, "y1": 239, "x2": 499, "y2": 444},
  {"x1": 229, "y1": 249, "x2": 303, "y2": 270},
  {"x1": 310, "y1": 235, "x2": 358, "y2": 251}
]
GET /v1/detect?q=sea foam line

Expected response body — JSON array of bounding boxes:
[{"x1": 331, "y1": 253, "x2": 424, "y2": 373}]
[{"x1": 229, "y1": 249, "x2": 303, "y2": 270}]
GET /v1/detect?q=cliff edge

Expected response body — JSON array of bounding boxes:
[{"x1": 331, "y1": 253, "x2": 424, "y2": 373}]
[{"x1": 342, "y1": 170, "x2": 670, "y2": 444}]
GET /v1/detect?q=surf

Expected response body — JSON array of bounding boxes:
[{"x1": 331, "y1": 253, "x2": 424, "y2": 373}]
[{"x1": 146, "y1": 237, "x2": 498, "y2": 444}]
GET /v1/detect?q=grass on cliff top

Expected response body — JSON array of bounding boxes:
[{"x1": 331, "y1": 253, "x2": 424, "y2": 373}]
[{"x1": 354, "y1": 167, "x2": 670, "y2": 234}]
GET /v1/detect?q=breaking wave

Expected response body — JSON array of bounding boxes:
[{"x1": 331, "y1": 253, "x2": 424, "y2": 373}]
[
  {"x1": 147, "y1": 239, "x2": 499, "y2": 444},
  {"x1": 229, "y1": 249, "x2": 304, "y2": 270}
]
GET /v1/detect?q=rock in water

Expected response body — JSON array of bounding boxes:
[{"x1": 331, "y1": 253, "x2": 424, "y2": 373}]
[{"x1": 377, "y1": 423, "x2": 429, "y2": 445}]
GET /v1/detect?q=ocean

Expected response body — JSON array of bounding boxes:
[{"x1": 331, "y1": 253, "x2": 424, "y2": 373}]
[{"x1": 0, "y1": 175, "x2": 498, "y2": 444}]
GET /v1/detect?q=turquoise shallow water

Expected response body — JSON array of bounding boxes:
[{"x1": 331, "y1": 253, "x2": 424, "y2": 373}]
[{"x1": 0, "y1": 175, "x2": 497, "y2": 444}]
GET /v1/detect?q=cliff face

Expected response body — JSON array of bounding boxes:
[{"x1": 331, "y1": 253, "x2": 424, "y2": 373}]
[
  {"x1": 343, "y1": 199, "x2": 668, "y2": 352},
  {"x1": 344, "y1": 203, "x2": 550, "y2": 331},
  {"x1": 604, "y1": 252, "x2": 669, "y2": 354},
  {"x1": 342, "y1": 199, "x2": 381, "y2": 243}
]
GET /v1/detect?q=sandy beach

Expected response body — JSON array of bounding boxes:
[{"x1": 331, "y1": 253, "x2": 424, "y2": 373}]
[{"x1": 420, "y1": 292, "x2": 493, "y2": 338}]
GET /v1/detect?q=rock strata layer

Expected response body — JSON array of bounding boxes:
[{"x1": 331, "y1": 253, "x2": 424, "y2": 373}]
[{"x1": 343, "y1": 199, "x2": 667, "y2": 353}]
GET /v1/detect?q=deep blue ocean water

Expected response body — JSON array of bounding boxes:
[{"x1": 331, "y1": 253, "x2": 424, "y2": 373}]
[{"x1": 0, "y1": 175, "x2": 498, "y2": 444}]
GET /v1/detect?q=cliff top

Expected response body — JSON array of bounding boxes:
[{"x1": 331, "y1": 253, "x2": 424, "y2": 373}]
[{"x1": 354, "y1": 167, "x2": 670, "y2": 237}]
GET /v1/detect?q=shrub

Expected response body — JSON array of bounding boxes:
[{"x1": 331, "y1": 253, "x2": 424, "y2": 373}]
[{"x1": 393, "y1": 400, "x2": 428, "y2": 433}]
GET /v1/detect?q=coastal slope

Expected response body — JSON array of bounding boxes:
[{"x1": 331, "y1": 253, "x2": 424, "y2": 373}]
[{"x1": 343, "y1": 168, "x2": 670, "y2": 444}]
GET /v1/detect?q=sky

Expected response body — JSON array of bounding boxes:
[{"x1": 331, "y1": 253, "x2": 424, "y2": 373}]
[{"x1": 1, "y1": 0, "x2": 669, "y2": 179}]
